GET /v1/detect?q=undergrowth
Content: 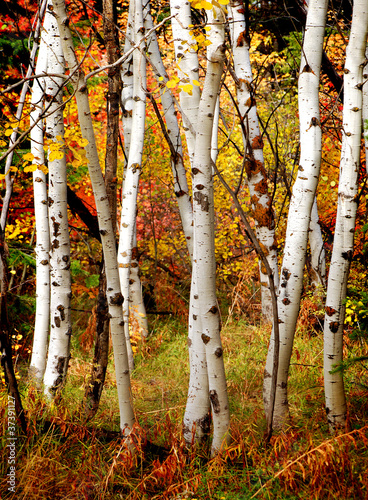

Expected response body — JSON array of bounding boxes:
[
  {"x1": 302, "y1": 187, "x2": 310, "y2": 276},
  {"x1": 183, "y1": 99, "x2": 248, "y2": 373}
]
[{"x1": 1, "y1": 316, "x2": 368, "y2": 499}]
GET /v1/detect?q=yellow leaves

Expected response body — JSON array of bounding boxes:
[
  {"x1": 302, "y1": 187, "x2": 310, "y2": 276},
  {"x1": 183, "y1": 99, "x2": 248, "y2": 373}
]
[
  {"x1": 49, "y1": 150, "x2": 65, "y2": 162},
  {"x1": 191, "y1": 0, "x2": 213, "y2": 9},
  {"x1": 179, "y1": 83, "x2": 193, "y2": 95},
  {"x1": 166, "y1": 76, "x2": 180, "y2": 89}
]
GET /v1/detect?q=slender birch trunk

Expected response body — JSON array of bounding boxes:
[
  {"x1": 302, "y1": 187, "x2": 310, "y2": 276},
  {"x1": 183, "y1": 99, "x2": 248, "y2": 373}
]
[
  {"x1": 362, "y1": 47, "x2": 368, "y2": 175},
  {"x1": 324, "y1": 0, "x2": 368, "y2": 431},
  {"x1": 42, "y1": 6, "x2": 72, "y2": 396},
  {"x1": 29, "y1": 10, "x2": 51, "y2": 384},
  {"x1": 184, "y1": 6, "x2": 230, "y2": 455},
  {"x1": 145, "y1": 8, "x2": 194, "y2": 258},
  {"x1": 170, "y1": 0, "x2": 200, "y2": 166},
  {"x1": 118, "y1": 0, "x2": 147, "y2": 371},
  {"x1": 309, "y1": 197, "x2": 326, "y2": 290},
  {"x1": 120, "y1": 1, "x2": 148, "y2": 339},
  {"x1": 228, "y1": 0, "x2": 279, "y2": 322},
  {"x1": 263, "y1": 0, "x2": 328, "y2": 428},
  {"x1": 53, "y1": 0, "x2": 134, "y2": 433}
]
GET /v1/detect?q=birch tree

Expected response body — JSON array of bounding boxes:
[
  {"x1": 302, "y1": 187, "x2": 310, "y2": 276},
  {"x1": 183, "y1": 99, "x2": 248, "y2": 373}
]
[
  {"x1": 42, "y1": 5, "x2": 72, "y2": 396},
  {"x1": 183, "y1": 4, "x2": 230, "y2": 455},
  {"x1": 263, "y1": 0, "x2": 328, "y2": 428},
  {"x1": 323, "y1": 0, "x2": 368, "y2": 431},
  {"x1": 52, "y1": 0, "x2": 134, "y2": 433},
  {"x1": 118, "y1": 0, "x2": 147, "y2": 370},
  {"x1": 29, "y1": 8, "x2": 51, "y2": 384},
  {"x1": 228, "y1": 0, "x2": 279, "y2": 322}
]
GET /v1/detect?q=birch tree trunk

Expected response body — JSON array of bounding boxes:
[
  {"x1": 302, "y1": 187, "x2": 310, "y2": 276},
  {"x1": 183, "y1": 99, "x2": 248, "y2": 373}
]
[
  {"x1": 263, "y1": 0, "x2": 328, "y2": 428},
  {"x1": 29, "y1": 10, "x2": 51, "y2": 384},
  {"x1": 42, "y1": 6, "x2": 72, "y2": 397},
  {"x1": 324, "y1": 0, "x2": 368, "y2": 431},
  {"x1": 228, "y1": 0, "x2": 279, "y2": 322},
  {"x1": 362, "y1": 47, "x2": 368, "y2": 175},
  {"x1": 184, "y1": 5, "x2": 230, "y2": 455},
  {"x1": 120, "y1": 1, "x2": 148, "y2": 340},
  {"x1": 145, "y1": 7, "x2": 194, "y2": 258},
  {"x1": 118, "y1": 0, "x2": 146, "y2": 370},
  {"x1": 170, "y1": 0, "x2": 200, "y2": 166},
  {"x1": 53, "y1": 0, "x2": 134, "y2": 433},
  {"x1": 309, "y1": 197, "x2": 326, "y2": 290}
]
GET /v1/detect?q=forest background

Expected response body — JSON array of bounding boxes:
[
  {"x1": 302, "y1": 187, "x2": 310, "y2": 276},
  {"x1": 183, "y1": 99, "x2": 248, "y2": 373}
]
[{"x1": 0, "y1": 0, "x2": 368, "y2": 498}]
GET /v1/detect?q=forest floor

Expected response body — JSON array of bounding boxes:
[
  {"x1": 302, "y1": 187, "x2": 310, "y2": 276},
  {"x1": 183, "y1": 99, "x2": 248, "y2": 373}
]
[{"x1": 1, "y1": 315, "x2": 368, "y2": 499}]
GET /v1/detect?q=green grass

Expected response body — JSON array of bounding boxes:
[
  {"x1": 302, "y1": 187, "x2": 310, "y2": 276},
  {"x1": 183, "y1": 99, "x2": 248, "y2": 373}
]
[{"x1": 1, "y1": 315, "x2": 367, "y2": 499}]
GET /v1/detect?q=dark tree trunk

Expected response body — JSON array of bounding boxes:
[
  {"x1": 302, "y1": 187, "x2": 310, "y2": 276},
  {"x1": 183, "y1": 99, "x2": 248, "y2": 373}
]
[
  {"x1": 0, "y1": 231, "x2": 27, "y2": 433},
  {"x1": 83, "y1": 0, "x2": 121, "y2": 420}
]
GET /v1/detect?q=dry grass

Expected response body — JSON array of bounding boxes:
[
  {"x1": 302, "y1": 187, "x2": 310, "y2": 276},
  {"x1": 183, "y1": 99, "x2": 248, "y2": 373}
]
[{"x1": 1, "y1": 314, "x2": 368, "y2": 499}]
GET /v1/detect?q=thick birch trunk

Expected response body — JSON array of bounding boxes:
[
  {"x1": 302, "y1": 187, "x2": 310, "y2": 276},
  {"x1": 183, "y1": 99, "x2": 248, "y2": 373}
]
[
  {"x1": 228, "y1": 0, "x2": 279, "y2": 322},
  {"x1": 53, "y1": 0, "x2": 134, "y2": 433},
  {"x1": 118, "y1": 0, "x2": 146, "y2": 371},
  {"x1": 43, "y1": 7, "x2": 72, "y2": 396},
  {"x1": 324, "y1": 0, "x2": 368, "y2": 431},
  {"x1": 263, "y1": 0, "x2": 328, "y2": 428},
  {"x1": 184, "y1": 6, "x2": 230, "y2": 455},
  {"x1": 29, "y1": 10, "x2": 51, "y2": 384},
  {"x1": 170, "y1": 0, "x2": 200, "y2": 166}
]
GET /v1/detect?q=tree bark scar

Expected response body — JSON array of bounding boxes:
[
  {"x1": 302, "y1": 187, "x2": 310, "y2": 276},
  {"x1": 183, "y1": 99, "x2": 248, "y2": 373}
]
[
  {"x1": 110, "y1": 293, "x2": 124, "y2": 305},
  {"x1": 57, "y1": 304, "x2": 65, "y2": 321},
  {"x1": 202, "y1": 333, "x2": 210, "y2": 344},
  {"x1": 194, "y1": 191, "x2": 209, "y2": 212},
  {"x1": 325, "y1": 306, "x2": 337, "y2": 316},
  {"x1": 329, "y1": 321, "x2": 339, "y2": 333},
  {"x1": 209, "y1": 390, "x2": 221, "y2": 413}
]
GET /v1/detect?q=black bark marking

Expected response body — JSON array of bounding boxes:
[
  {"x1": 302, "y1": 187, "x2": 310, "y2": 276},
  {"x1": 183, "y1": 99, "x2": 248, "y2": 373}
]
[
  {"x1": 54, "y1": 317, "x2": 61, "y2": 328},
  {"x1": 325, "y1": 306, "x2": 337, "y2": 316},
  {"x1": 209, "y1": 390, "x2": 221, "y2": 414},
  {"x1": 57, "y1": 305, "x2": 65, "y2": 321},
  {"x1": 282, "y1": 298, "x2": 291, "y2": 305},
  {"x1": 175, "y1": 190, "x2": 186, "y2": 198},
  {"x1": 192, "y1": 167, "x2": 201, "y2": 175},
  {"x1": 195, "y1": 184, "x2": 204, "y2": 190},
  {"x1": 201, "y1": 333, "x2": 210, "y2": 344},
  {"x1": 110, "y1": 293, "x2": 124, "y2": 306},
  {"x1": 215, "y1": 347, "x2": 223, "y2": 358},
  {"x1": 193, "y1": 314, "x2": 197, "y2": 320},
  {"x1": 329, "y1": 321, "x2": 339, "y2": 333},
  {"x1": 194, "y1": 191, "x2": 209, "y2": 212},
  {"x1": 342, "y1": 250, "x2": 352, "y2": 261},
  {"x1": 208, "y1": 306, "x2": 218, "y2": 314},
  {"x1": 99, "y1": 229, "x2": 108, "y2": 236}
]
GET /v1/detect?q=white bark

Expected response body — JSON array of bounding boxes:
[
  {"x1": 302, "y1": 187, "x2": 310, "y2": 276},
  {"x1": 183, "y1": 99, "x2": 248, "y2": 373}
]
[
  {"x1": 228, "y1": 0, "x2": 279, "y2": 322},
  {"x1": 53, "y1": 0, "x2": 134, "y2": 433},
  {"x1": 129, "y1": 228, "x2": 148, "y2": 338},
  {"x1": 120, "y1": 1, "x2": 148, "y2": 340},
  {"x1": 324, "y1": 0, "x2": 368, "y2": 431},
  {"x1": 43, "y1": 5, "x2": 72, "y2": 396},
  {"x1": 145, "y1": 8, "x2": 194, "y2": 258},
  {"x1": 118, "y1": 0, "x2": 146, "y2": 370},
  {"x1": 309, "y1": 197, "x2": 326, "y2": 290},
  {"x1": 363, "y1": 47, "x2": 368, "y2": 174},
  {"x1": 170, "y1": 0, "x2": 200, "y2": 166},
  {"x1": 184, "y1": 6, "x2": 230, "y2": 455},
  {"x1": 29, "y1": 9, "x2": 51, "y2": 384},
  {"x1": 263, "y1": 0, "x2": 328, "y2": 428}
]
